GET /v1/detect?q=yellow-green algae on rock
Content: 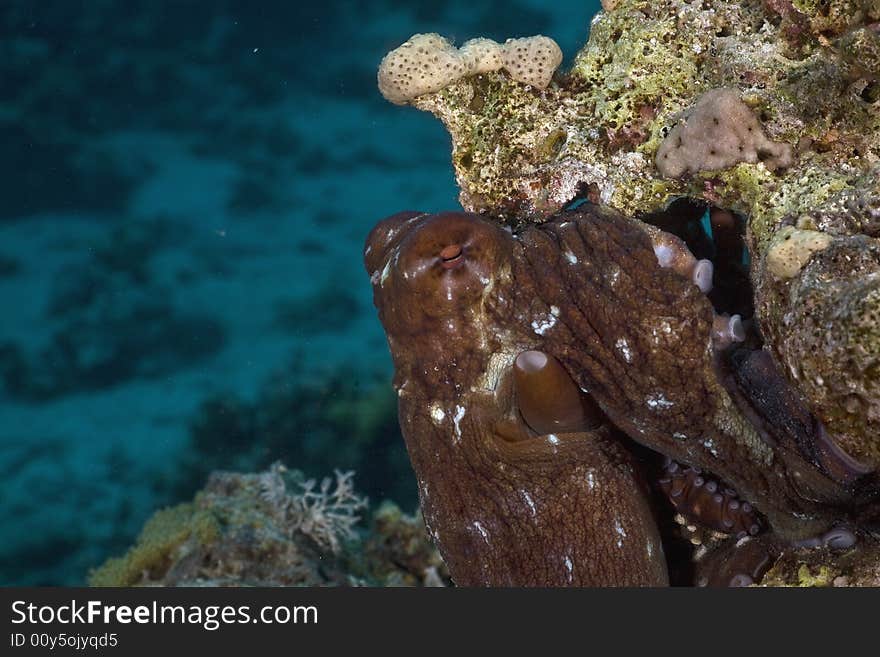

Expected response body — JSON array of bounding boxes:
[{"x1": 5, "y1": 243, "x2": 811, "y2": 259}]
[
  {"x1": 760, "y1": 536, "x2": 880, "y2": 586},
  {"x1": 381, "y1": 0, "x2": 880, "y2": 470},
  {"x1": 404, "y1": 1, "x2": 878, "y2": 237},
  {"x1": 89, "y1": 503, "x2": 220, "y2": 587}
]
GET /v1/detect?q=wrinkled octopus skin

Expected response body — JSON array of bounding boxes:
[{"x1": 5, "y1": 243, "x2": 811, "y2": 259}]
[{"x1": 365, "y1": 205, "x2": 857, "y2": 587}]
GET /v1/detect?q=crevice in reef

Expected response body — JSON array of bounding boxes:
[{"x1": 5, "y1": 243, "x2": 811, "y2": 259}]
[
  {"x1": 706, "y1": 206, "x2": 754, "y2": 321},
  {"x1": 640, "y1": 198, "x2": 754, "y2": 322}
]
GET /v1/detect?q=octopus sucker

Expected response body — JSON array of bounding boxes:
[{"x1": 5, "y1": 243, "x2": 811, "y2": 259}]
[
  {"x1": 791, "y1": 525, "x2": 858, "y2": 551},
  {"x1": 712, "y1": 313, "x2": 745, "y2": 351}
]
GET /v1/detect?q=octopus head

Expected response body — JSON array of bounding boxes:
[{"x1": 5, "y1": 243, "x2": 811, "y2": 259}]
[{"x1": 365, "y1": 211, "x2": 512, "y2": 335}]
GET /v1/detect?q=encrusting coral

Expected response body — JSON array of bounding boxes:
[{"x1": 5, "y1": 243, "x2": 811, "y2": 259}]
[
  {"x1": 366, "y1": 0, "x2": 880, "y2": 586},
  {"x1": 90, "y1": 463, "x2": 449, "y2": 587},
  {"x1": 655, "y1": 88, "x2": 793, "y2": 178}
]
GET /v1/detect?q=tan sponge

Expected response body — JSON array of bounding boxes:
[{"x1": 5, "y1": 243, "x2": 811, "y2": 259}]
[{"x1": 655, "y1": 88, "x2": 793, "y2": 178}]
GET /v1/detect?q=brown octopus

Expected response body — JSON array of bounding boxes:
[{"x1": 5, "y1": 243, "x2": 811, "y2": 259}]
[{"x1": 365, "y1": 204, "x2": 876, "y2": 586}]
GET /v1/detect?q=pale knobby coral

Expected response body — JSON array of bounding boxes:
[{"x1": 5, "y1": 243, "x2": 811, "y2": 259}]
[
  {"x1": 764, "y1": 226, "x2": 833, "y2": 279},
  {"x1": 377, "y1": 33, "x2": 562, "y2": 105}
]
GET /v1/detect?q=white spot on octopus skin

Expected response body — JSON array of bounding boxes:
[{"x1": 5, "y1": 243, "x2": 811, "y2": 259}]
[
  {"x1": 646, "y1": 394, "x2": 674, "y2": 410},
  {"x1": 615, "y1": 338, "x2": 633, "y2": 363},
  {"x1": 547, "y1": 434, "x2": 560, "y2": 445},
  {"x1": 532, "y1": 306, "x2": 559, "y2": 335},
  {"x1": 614, "y1": 520, "x2": 627, "y2": 548},
  {"x1": 532, "y1": 315, "x2": 555, "y2": 335},
  {"x1": 429, "y1": 403, "x2": 446, "y2": 424},
  {"x1": 521, "y1": 490, "x2": 537, "y2": 517},
  {"x1": 473, "y1": 521, "x2": 490, "y2": 544},
  {"x1": 586, "y1": 471, "x2": 596, "y2": 491},
  {"x1": 531, "y1": 306, "x2": 560, "y2": 336},
  {"x1": 452, "y1": 405, "x2": 466, "y2": 442},
  {"x1": 703, "y1": 438, "x2": 719, "y2": 457},
  {"x1": 564, "y1": 556, "x2": 573, "y2": 582},
  {"x1": 564, "y1": 250, "x2": 578, "y2": 264}
]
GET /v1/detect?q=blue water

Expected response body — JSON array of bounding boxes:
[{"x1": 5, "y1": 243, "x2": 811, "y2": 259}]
[{"x1": 0, "y1": 0, "x2": 600, "y2": 585}]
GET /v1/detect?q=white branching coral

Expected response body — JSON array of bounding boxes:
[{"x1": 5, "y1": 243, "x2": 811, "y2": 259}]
[{"x1": 259, "y1": 462, "x2": 368, "y2": 554}]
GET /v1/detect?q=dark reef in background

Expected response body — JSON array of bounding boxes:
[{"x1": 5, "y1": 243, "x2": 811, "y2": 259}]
[{"x1": 171, "y1": 362, "x2": 416, "y2": 508}]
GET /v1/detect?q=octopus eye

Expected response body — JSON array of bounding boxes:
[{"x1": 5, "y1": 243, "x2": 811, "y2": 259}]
[{"x1": 440, "y1": 243, "x2": 464, "y2": 269}]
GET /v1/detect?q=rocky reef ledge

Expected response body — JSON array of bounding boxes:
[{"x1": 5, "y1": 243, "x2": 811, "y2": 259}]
[{"x1": 89, "y1": 464, "x2": 448, "y2": 587}]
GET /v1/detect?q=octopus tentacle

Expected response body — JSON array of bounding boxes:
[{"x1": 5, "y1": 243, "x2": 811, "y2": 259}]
[
  {"x1": 729, "y1": 349, "x2": 871, "y2": 493},
  {"x1": 694, "y1": 534, "x2": 779, "y2": 587},
  {"x1": 712, "y1": 313, "x2": 746, "y2": 351},
  {"x1": 791, "y1": 525, "x2": 858, "y2": 550},
  {"x1": 814, "y1": 423, "x2": 875, "y2": 485},
  {"x1": 367, "y1": 210, "x2": 669, "y2": 586},
  {"x1": 642, "y1": 223, "x2": 714, "y2": 293},
  {"x1": 658, "y1": 459, "x2": 762, "y2": 538}
]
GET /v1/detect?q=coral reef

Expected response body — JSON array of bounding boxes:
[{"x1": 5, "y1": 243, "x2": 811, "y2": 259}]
[
  {"x1": 258, "y1": 464, "x2": 367, "y2": 555},
  {"x1": 759, "y1": 536, "x2": 880, "y2": 587},
  {"x1": 367, "y1": 0, "x2": 880, "y2": 585},
  {"x1": 90, "y1": 464, "x2": 448, "y2": 587}
]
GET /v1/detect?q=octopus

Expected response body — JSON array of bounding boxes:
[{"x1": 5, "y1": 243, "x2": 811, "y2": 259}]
[{"x1": 365, "y1": 204, "x2": 878, "y2": 586}]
